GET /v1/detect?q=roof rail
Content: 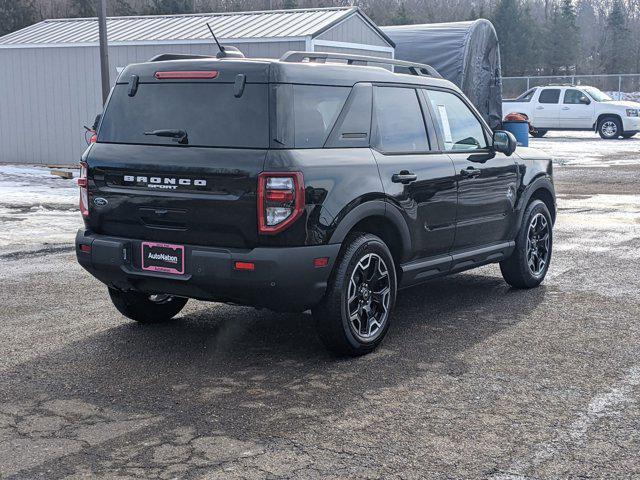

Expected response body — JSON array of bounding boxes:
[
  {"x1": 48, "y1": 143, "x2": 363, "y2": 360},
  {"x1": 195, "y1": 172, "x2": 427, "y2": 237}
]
[
  {"x1": 280, "y1": 51, "x2": 441, "y2": 78},
  {"x1": 148, "y1": 53, "x2": 216, "y2": 62}
]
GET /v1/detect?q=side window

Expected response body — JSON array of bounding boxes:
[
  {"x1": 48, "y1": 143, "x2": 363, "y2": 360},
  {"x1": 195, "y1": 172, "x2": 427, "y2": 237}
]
[
  {"x1": 517, "y1": 88, "x2": 536, "y2": 102},
  {"x1": 373, "y1": 87, "x2": 429, "y2": 153},
  {"x1": 325, "y1": 83, "x2": 372, "y2": 148},
  {"x1": 538, "y1": 89, "x2": 560, "y2": 104},
  {"x1": 427, "y1": 90, "x2": 488, "y2": 151},
  {"x1": 293, "y1": 85, "x2": 350, "y2": 148},
  {"x1": 564, "y1": 89, "x2": 586, "y2": 104}
]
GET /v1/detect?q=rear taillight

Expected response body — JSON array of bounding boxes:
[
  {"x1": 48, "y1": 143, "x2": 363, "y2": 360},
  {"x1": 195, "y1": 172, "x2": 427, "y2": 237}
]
[
  {"x1": 257, "y1": 172, "x2": 304, "y2": 235},
  {"x1": 78, "y1": 161, "x2": 89, "y2": 217}
]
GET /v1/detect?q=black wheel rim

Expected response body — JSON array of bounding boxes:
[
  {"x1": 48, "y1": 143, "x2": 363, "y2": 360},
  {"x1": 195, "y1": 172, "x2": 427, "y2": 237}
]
[
  {"x1": 526, "y1": 213, "x2": 550, "y2": 276},
  {"x1": 346, "y1": 253, "x2": 391, "y2": 341}
]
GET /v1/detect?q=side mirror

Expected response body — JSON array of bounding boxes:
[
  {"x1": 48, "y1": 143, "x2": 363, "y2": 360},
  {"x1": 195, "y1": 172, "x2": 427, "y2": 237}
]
[
  {"x1": 492, "y1": 130, "x2": 517, "y2": 156},
  {"x1": 579, "y1": 96, "x2": 590, "y2": 105}
]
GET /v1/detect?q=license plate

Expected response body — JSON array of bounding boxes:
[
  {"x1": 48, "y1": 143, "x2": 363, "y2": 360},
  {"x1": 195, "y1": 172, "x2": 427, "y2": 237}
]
[{"x1": 141, "y1": 242, "x2": 185, "y2": 275}]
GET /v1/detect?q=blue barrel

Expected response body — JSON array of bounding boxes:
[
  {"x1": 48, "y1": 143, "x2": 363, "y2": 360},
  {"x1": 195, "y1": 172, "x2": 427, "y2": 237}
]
[{"x1": 502, "y1": 120, "x2": 529, "y2": 147}]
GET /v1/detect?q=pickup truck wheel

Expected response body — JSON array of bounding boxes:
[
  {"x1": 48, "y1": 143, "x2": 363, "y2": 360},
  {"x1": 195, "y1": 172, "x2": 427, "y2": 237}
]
[
  {"x1": 598, "y1": 116, "x2": 622, "y2": 139},
  {"x1": 530, "y1": 129, "x2": 548, "y2": 138},
  {"x1": 108, "y1": 288, "x2": 188, "y2": 323},
  {"x1": 500, "y1": 200, "x2": 552, "y2": 289},
  {"x1": 313, "y1": 233, "x2": 396, "y2": 356}
]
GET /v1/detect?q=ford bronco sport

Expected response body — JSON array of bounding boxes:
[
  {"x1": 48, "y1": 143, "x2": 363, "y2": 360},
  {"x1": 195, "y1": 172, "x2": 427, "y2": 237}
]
[{"x1": 76, "y1": 51, "x2": 556, "y2": 356}]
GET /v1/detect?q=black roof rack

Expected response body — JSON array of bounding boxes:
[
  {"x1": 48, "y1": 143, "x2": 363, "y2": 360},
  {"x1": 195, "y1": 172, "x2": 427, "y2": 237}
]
[{"x1": 280, "y1": 51, "x2": 441, "y2": 78}]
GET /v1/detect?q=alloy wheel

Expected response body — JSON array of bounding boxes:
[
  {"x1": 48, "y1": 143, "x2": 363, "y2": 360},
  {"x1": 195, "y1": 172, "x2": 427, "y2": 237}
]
[
  {"x1": 601, "y1": 120, "x2": 618, "y2": 138},
  {"x1": 346, "y1": 253, "x2": 391, "y2": 341},
  {"x1": 526, "y1": 213, "x2": 550, "y2": 276}
]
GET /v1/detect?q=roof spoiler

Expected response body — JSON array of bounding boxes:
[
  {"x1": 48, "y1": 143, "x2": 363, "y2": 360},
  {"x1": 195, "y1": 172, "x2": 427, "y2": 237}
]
[
  {"x1": 280, "y1": 51, "x2": 441, "y2": 78},
  {"x1": 147, "y1": 48, "x2": 245, "y2": 63}
]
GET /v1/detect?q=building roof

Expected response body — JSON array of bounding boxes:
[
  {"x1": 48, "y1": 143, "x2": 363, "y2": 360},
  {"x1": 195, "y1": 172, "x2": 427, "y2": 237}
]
[{"x1": 0, "y1": 6, "x2": 393, "y2": 48}]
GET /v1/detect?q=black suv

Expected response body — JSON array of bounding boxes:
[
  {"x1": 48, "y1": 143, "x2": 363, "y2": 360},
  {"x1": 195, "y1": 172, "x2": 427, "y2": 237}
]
[{"x1": 76, "y1": 51, "x2": 555, "y2": 356}]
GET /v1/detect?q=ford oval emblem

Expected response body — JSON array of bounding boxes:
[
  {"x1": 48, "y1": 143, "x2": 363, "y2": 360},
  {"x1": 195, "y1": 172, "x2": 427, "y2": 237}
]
[{"x1": 94, "y1": 197, "x2": 108, "y2": 207}]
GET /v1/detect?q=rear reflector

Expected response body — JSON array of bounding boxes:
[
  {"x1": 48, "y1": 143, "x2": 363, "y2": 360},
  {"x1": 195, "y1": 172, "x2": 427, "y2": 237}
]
[
  {"x1": 234, "y1": 261, "x2": 255, "y2": 271},
  {"x1": 314, "y1": 257, "x2": 329, "y2": 268},
  {"x1": 79, "y1": 244, "x2": 91, "y2": 253},
  {"x1": 155, "y1": 70, "x2": 219, "y2": 80}
]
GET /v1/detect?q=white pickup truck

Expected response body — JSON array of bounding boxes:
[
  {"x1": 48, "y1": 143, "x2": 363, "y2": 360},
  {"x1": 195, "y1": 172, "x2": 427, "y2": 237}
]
[{"x1": 503, "y1": 85, "x2": 640, "y2": 139}]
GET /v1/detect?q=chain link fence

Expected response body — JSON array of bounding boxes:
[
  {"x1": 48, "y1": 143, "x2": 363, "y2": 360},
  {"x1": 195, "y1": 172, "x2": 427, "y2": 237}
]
[{"x1": 502, "y1": 74, "x2": 640, "y2": 102}]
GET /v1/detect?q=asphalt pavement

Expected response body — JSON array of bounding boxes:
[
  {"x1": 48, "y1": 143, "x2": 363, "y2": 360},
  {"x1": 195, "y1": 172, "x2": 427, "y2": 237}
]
[{"x1": 1, "y1": 138, "x2": 639, "y2": 479}]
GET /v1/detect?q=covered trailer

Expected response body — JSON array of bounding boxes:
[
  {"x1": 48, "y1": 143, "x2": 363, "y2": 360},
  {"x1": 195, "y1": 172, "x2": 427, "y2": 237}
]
[{"x1": 383, "y1": 19, "x2": 502, "y2": 130}]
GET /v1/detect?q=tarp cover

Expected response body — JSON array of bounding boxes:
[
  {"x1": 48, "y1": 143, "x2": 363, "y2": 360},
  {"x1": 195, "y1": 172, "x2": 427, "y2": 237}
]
[{"x1": 383, "y1": 19, "x2": 502, "y2": 130}]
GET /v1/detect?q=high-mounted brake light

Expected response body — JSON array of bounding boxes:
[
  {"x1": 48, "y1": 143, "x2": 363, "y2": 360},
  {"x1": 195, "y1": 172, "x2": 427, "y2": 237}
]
[
  {"x1": 257, "y1": 172, "x2": 305, "y2": 235},
  {"x1": 154, "y1": 70, "x2": 219, "y2": 80},
  {"x1": 78, "y1": 161, "x2": 89, "y2": 217},
  {"x1": 234, "y1": 261, "x2": 255, "y2": 271}
]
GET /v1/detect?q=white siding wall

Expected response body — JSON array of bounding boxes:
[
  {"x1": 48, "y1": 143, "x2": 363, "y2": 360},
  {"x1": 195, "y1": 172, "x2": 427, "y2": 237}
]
[
  {"x1": 0, "y1": 40, "x2": 305, "y2": 164},
  {"x1": 316, "y1": 14, "x2": 390, "y2": 48}
]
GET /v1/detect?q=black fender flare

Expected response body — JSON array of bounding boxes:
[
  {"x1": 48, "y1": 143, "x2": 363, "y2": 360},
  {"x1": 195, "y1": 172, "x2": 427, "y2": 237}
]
[
  {"x1": 515, "y1": 175, "x2": 556, "y2": 228},
  {"x1": 329, "y1": 200, "x2": 412, "y2": 257}
]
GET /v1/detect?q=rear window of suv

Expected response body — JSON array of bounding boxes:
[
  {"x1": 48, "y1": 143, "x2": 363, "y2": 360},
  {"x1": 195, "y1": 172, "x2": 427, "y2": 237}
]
[{"x1": 98, "y1": 83, "x2": 269, "y2": 148}]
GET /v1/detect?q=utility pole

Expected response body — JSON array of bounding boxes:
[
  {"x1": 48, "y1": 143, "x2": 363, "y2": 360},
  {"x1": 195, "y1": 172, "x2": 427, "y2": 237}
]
[{"x1": 98, "y1": 0, "x2": 110, "y2": 104}]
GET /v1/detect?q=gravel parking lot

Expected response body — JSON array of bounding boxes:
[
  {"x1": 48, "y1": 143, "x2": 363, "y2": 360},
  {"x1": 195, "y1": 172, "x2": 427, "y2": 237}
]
[{"x1": 1, "y1": 132, "x2": 639, "y2": 479}]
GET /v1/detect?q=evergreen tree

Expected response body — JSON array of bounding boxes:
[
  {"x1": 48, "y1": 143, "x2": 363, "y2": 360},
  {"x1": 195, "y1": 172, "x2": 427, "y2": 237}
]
[
  {"x1": 0, "y1": 0, "x2": 36, "y2": 36},
  {"x1": 492, "y1": 0, "x2": 538, "y2": 75},
  {"x1": 600, "y1": 0, "x2": 631, "y2": 73},
  {"x1": 544, "y1": 0, "x2": 579, "y2": 75},
  {"x1": 391, "y1": 2, "x2": 411, "y2": 25},
  {"x1": 69, "y1": 0, "x2": 96, "y2": 18},
  {"x1": 111, "y1": 0, "x2": 135, "y2": 16},
  {"x1": 283, "y1": 0, "x2": 299, "y2": 8},
  {"x1": 148, "y1": 0, "x2": 194, "y2": 15}
]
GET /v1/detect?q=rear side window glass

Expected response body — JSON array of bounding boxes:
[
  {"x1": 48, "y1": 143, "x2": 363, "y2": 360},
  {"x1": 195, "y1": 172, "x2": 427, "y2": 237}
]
[
  {"x1": 538, "y1": 89, "x2": 560, "y2": 104},
  {"x1": 293, "y1": 85, "x2": 350, "y2": 148},
  {"x1": 427, "y1": 90, "x2": 488, "y2": 151},
  {"x1": 99, "y1": 83, "x2": 269, "y2": 148},
  {"x1": 373, "y1": 87, "x2": 429, "y2": 153},
  {"x1": 325, "y1": 83, "x2": 372, "y2": 148}
]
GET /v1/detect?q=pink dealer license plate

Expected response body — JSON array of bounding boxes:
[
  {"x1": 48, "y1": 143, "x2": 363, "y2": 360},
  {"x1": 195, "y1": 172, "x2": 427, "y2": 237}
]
[{"x1": 141, "y1": 242, "x2": 185, "y2": 275}]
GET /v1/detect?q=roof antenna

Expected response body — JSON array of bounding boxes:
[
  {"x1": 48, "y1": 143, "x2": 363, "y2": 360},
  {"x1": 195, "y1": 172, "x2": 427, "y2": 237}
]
[{"x1": 206, "y1": 23, "x2": 245, "y2": 59}]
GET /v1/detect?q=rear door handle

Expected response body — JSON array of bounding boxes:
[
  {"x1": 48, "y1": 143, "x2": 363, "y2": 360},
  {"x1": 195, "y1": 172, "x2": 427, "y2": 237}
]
[
  {"x1": 561, "y1": 106, "x2": 570, "y2": 110},
  {"x1": 392, "y1": 171, "x2": 418, "y2": 184},
  {"x1": 460, "y1": 167, "x2": 481, "y2": 178},
  {"x1": 536, "y1": 106, "x2": 544, "y2": 110}
]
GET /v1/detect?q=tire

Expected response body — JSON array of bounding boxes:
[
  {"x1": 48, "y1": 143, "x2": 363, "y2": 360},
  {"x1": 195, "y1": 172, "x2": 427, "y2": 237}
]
[
  {"x1": 622, "y1": 132, "x2": 637, "y2": 139},
  {"x1": 108, "y1": 288, "x2": 188, "y2": 324},
  {"x1": 500, "y1": 200, "x2": 553, "y2": 289},
  {"x1": 530, "y1": 129, "x2": 548, "y2": 138},
  {"x1": 313, "y1": 233, "x2": 397, "y2": 356},
  {"x1": 597, "y1": 116, "x2": 622, "y2": 139}
]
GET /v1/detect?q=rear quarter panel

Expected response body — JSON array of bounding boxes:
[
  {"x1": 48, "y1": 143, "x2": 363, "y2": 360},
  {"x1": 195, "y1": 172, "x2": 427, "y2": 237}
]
[{"x1": 262, "y1": 148, "x2": 384, "y2": 247}]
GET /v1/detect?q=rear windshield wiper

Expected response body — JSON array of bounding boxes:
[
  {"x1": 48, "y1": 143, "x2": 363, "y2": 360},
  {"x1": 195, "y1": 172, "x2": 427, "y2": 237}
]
[{"x1": 144, "y1": 129, "x2": 188, "y2": 145}]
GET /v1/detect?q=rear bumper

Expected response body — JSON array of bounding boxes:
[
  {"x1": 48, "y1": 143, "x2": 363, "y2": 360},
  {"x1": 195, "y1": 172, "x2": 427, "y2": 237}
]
[{"x1": 76, "y1": 230, "x2": 340, "y2": 312}]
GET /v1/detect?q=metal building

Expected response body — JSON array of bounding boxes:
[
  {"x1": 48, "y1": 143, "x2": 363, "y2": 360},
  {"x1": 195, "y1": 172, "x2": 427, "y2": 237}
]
[{"x1": 0, "y1": 7, "x2": 394, "y2": 165}]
